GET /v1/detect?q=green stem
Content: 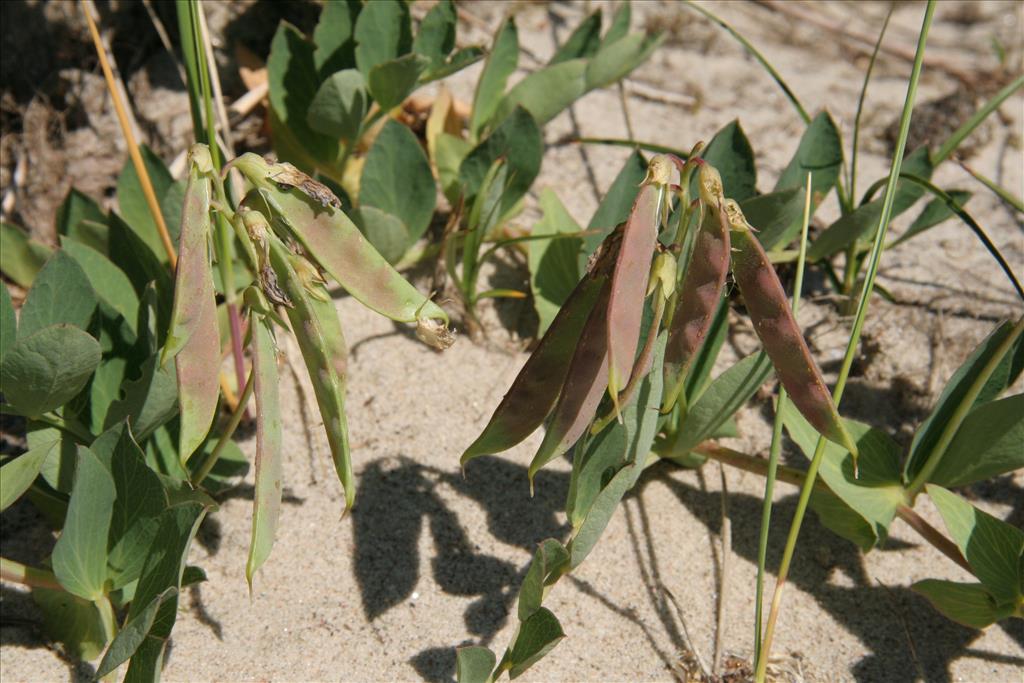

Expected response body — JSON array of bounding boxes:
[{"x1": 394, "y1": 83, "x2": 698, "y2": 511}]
[
  {"x1": 691, "y1": 443, "x2": 971, "y2": 572},
  {"x1": 849, "y1": 5, "x2": 894, "y2": 211},
  {"x1": 907, "y1": 315, "x2": 1024, "y2": 496},
  {"x1": 754, "y1": 173, "x2": 812, "y2": 668},
  {"x1": 756, "y1": 4, "x2": 935, "y2": 680},
  {"x1": 0, "y1": 557, "x2": 63, "y2": 591},
  {"x1": 934, "y1": 73, "x2": 1024, "y2": 164},
  {"x1": 0, "y1": 406, "x2": 93, "y2": 443},
  {"x1": 192, "y1": 369, "x2": 254, "y2": 486}
]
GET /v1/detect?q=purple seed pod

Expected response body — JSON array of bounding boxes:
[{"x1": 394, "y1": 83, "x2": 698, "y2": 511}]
[
  {"x1": 725, "y1": 200, "x2": 859, "y2": 462},
  {"x1": 663, "y1": 164, "x2": 730, "y2": 411}
]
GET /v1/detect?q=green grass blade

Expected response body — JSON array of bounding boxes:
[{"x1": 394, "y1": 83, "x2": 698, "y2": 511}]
[
  {"x1": 574, "y1": 136, "x2": 690, "y2": 158},
  {"x1": 756, "y1": 3, "x2": 936, "y2": 680},
  {"x1": 958, "y1": 161, "x2": 1024, "y2": 213},
  {"x1": 684, "y1": 1, "x2": 810, "y2": 124},
  {"x1": 754, "y1": 172, "x2": 812, "y2": 666},
  {"x1": 849, "y1": 5, "x2": 893, "y2": 208},
  {"x1": 934, "y1": 73, "x2": 1024, "y2": 164},
  {"x1": 892, "y1": 173, "x2": 1023, "y2": 300}
]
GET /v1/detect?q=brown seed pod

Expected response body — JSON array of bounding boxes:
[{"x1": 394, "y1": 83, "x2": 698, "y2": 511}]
[
  {"x1": 725, "y1": 199, "x2": 859, "y2": 464},
  {"x1": 268, "y1": 162, "x2": 342, "y2": 210},
  {"x1": 663, "y1": 164, "x2": 730, "y2": 411}
]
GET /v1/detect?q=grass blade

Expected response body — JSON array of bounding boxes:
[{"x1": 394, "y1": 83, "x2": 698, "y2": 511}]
[{"x1": 756, "y1": 4, "x2": 936, "y2": 680}]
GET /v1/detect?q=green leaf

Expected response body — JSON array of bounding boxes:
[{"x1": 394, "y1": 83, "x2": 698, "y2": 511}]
[
  {"x1": 492, "y1": 59, "x2": 587, "y2": 127},
  {"x1": 368, "y1": 53, "x2": 429, "y2": 111},
  {"x1": 32, "y1": 588, "x2": 109, "y2": 661},
  {"x1": 247, "y1": 317, "x2": 283, "y2": 589},
  {"x1": 930, "y1": 394, "x2": 1024, "y2": 487},
  {"x1": 808, "y1": 147, "x2": 932, "y2": 260},
  {"x1": 566, "y1": 418, "x2": 627, "y2": 529},
  {"x1": 0, "y1": 222, "x2": 52, "y2": 288},
  {"x1": 115, "y1": 145, "x2": 182, "y2": 263},
  {"x1": 360, "y1": 119, "x2": 436, "y2": 256},
  {"x1": 569, "y1": 334, "x2": 665, "y2": 565},
  {"x1": 529, "y1": 189, "x2": 582, "y2": 335},
  {"x1": 353, "y1": 0, "x2": 412, "y2": 77},
  {"x1": 104, "y1": 354, "x2": 178, "y2": 441},
  {"x1": 107, "y1": 213, "x2": 172, "y2": 306},
  {"x1": 435, "y1": 132, "x2": 474, "y2": 203},
  {"x1": 17, "y1": 250, "x2": 97, "y2": 339},
  {"x1": 926, "y1": 485, "x2": 1024, "y2": 605},
  {"x1": 413, "y1": 0, "x2": 456, "y2": 69},
  {"x1": 700, "y1": 120, "x2": 757, "y2": 201},
  {"x1": 470, "y1": 18, "x2": 518, "y2": 139},
  {"x1": 268, "y1": 22, "x2": 340, "y2": 169},
  {"x1": 306, "y1": 69, "x2": 368, "y2": 141},
  {"x1": 0, "y1": 440, "x2": 57, "y2": 511},
  {"x1": 603, "y1": 4, "x2": 631, "y2": 46},
  {"x1": 584, "y1": 31, "x2": 662, "y2": 92},
  {"x1": 123, "y1": 501, "x2": 208, "y2": 682},
  {"x1": 774, "y1": 111, "x2": 843, "y2": 195},
  {"x1": 312, "y1": 0, "x2": 360, "y2": 77},
  {"x1": 507, "y1": 607, "x2": 566, "y2": 679},
  {"x1": 517, "y1": 539, "x2": 569, "y2": 621},
  {"x1": 550, "y1": 10, "x2": 602, "y2": 64},
  {"x1": 672, "y1": 352, "x2": 772, "y2": 454},
  {"x1": 895, "y1": 189, "x2": 972, "y2": 246},
  {"x1": 96, "y1": 586, "x2": 177, "y2": 677},
  {"x1": 60, "y1": 237, "x2": 139, "y2": 333},
  {"x1": 738, "y1": 187, "x2": 805, "y2": 251},
  {"x1": 782, "y1": 402, "x2": 905, "y2": 546},
  {"x1": 355, "y1": 206, "x2": 409, "y2": 265},
  {"x1": 581, "y1": 150, "x2": 647, "y2": 263},
  {"x1": 912, "y1": 580, "x2": 1012, "y2": 629},
  {"x1": 52, "y1": 446, "x2": 116, "y2": 600},
  {"x1": 0, "y1": 283, "x2": 15, "y2": 362},
  {"x1": 460, "y1": 107, "x2": 542, "y2": 208},
  {"x1": 1, "y1": 324, "x2": 102, "y2": 418},
  {"x1": 456, "y1": 646, "x2": 496, "y2": 683},
  {"x1": 905, "y1": 319, "x2": 1024, "y2": 482},
  {"x1": 808, "y1": 486, "x2": 879, "y2": 551},
  {"x1": 103, "y1": 426, "x2": 168, "y2": 589},
  {"x1": 56, "y1": 189, "x2": 108, "y2": 254},
  {"x1": 421, "y1": 46, "x2": 485, "y2": 83},
  {"x1": 30, "y1": 425, "x2": 76, "y2": 493}
]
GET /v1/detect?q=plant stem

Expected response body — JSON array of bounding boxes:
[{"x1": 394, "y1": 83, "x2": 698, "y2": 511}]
[
  {"x1": 0, "y1": 557, "x2": 63, "y2": 591},
  {"x1": 755, "y1": 5, "x2": 935, "y2": 679},
  {"x1": 754, "y1": 173, "x2": 813, "y2": 667},
  {"x1": 192, "y1": 369, "x2": 254, "y2": 486},
  {"x1": 906, "y1": 315, "x2": 1024, "y2": 497},
  {"x1": 934, "y1": 73, "x2": 1024, "y2": 164},
  {"x1": 691, "y1": 442, "x2": 970, "y2": 572}
]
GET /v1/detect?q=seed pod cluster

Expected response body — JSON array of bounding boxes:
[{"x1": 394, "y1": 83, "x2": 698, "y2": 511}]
[{"x1": 229, "y1": 153, "x2": 450, "y2": 330}]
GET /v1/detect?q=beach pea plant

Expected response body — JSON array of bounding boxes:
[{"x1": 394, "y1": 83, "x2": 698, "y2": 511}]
[
  {"x1": 0, "y1": 141, "x2": 454, "y2": 678},
  {"x1": 0, "y1": 150, "x2": 242, "y2": 678},
  {"x1": 454, "y1": 140, "x2": 1023, "y2": 679},
  {"x1": 430, "y1": 4, "x2": 662, "y2": 320},
  {"x1": 582, "y1": 3, "x2": 1024, "y2": 306}
]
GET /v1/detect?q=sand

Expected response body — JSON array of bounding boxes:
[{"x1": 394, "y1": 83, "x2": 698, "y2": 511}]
[{"x1": 2, "y1": 1, "x2": 1023, "y2": 681}]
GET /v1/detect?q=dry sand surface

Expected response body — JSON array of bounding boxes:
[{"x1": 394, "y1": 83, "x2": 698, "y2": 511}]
[{"x1": 2, "y1": 1, "x2": 1023, "y2": 681}]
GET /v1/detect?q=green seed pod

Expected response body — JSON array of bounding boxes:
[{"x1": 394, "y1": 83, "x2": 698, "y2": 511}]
[
  {"x1": 247, "y1": 314, "x2": 282, "y2": 590},
  {"x1": 263, "y1": 223, "x2": 355, "y2": 512},
  {"x1": 662, "y1": 164, "x2": 730, "y2": 412},
  {"x1": 725, "y1": 199, "x2": 859, "y2": 463},
  {"x1": 165, "y1": 144, "x2": 221, "y2": 463},
  {"x1": 229, "y1": 154, "x2": 449, "y2": 327}
]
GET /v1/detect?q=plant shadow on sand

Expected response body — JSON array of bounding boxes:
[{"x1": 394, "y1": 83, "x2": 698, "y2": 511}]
[{"x1": 349, "y1": 450, "x2": 1023, "y2": 683}]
